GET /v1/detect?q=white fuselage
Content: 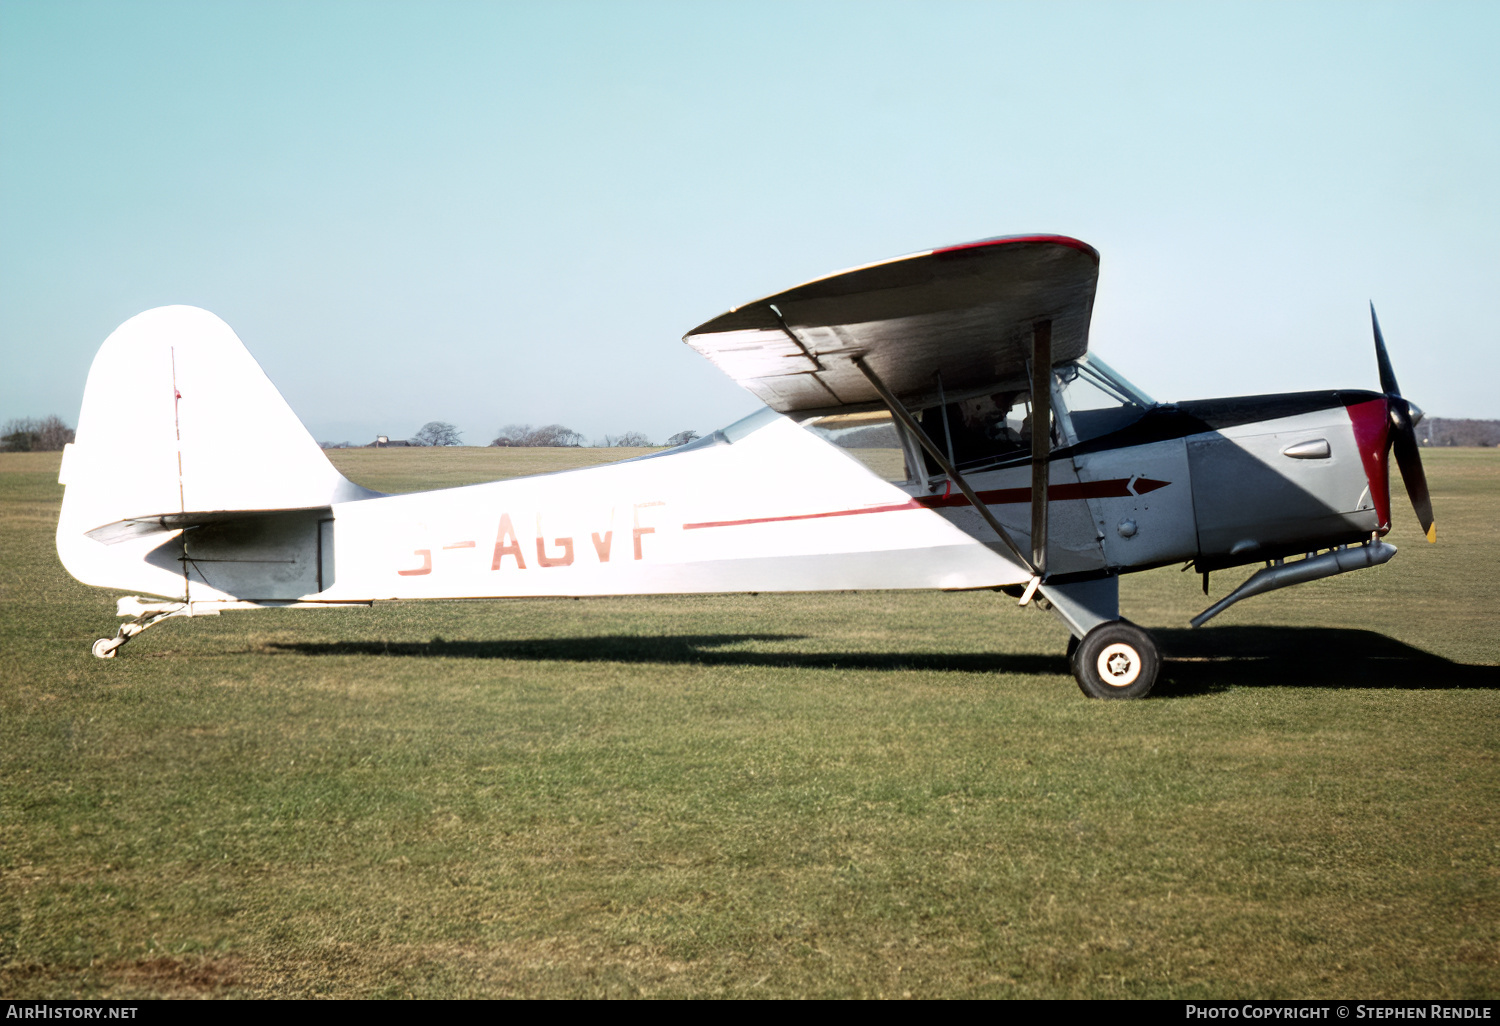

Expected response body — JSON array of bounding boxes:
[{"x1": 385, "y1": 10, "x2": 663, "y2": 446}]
[{"x1": 243, "y1": 415, "x2": 1033, "y2": 604}]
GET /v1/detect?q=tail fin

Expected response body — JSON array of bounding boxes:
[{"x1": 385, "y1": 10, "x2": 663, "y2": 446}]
[{"x1": 57, "y1": 306, "x2": 375, "y2": 598}]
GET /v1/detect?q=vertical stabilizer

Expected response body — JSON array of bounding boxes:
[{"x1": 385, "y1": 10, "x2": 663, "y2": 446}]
[{"x1": 57, "y1": 306, "x2": 376, "y2": 597}]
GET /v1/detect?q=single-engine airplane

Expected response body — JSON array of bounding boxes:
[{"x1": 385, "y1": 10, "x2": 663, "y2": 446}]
[{"x1": 56, "y1": 234, "x2": 1434, "y2": 697}]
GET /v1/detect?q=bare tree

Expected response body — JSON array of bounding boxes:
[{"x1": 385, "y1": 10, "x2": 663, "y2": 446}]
[
  {"x1": 594, "y1": 431, "x2": 654, "y2": 447},
  {"x1": 492, "y1": 423, "x2": 583, "y2": 447},
  {"x1": 491, "y1": 424, "x2": 526, "y2": 446},
  {"x1": 1, "y1": 415, "x2": 75, "y2": 452},
  {"x1": 665, "y1": 430, "x2": 700, "y2": 447},
  {"x1": 534, "y1": 424, "x2": 584, "y2": 447},
  {"x1": 413, "y1": 421, "x2": 463, "y2": 446}
]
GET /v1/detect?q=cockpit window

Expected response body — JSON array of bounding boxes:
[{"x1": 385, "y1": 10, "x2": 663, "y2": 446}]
[
  {"x1": 1052, "y1": 354, "x2": 1154, "y2": 444},
  {"x1": 789, "y1": 352, "x2": 1154, "y2": 484},
  {"x1": 925, "y1": 391, "x2": 1018, "y2": 467},
  {"x1": 917, "y1": 388, "x2": 1059, "y2": 475},
  {"x1": 803, "y1": 410, "x2": 908, "y2": 482}
]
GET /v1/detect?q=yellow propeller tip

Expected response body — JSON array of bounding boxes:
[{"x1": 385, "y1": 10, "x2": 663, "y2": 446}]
[{"x1": 1425, "y1": 524, "x2": 1436, "y2": 543}]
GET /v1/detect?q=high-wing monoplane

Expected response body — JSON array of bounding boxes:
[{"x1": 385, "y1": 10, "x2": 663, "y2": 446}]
[{"x1": 56, "y1": 234, "x2": 1433, "y2": 697}]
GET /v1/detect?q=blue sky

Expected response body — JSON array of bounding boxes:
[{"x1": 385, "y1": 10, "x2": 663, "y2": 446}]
[{"x1": 3, "y1": 0, "x2": 1497, "y2": 445}]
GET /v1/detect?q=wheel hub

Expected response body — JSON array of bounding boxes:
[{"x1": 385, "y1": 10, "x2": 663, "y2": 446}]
[{"x1": 1096, "y1": 643, "x2": 1141, "y2": 687}]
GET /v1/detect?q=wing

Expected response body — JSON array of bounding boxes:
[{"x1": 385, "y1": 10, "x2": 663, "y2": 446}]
[{"x1": 684, "y1": 234, "x2": 1099, "y2": 414}]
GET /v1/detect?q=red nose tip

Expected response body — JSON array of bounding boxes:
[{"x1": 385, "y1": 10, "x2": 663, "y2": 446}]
[{"x1": 1347, "y1": 398, "x2": 1392, "y2": 532}]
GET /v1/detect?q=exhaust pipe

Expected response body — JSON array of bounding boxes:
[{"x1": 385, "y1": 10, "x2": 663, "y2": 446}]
[{"x1": 1191, "y1": 541, "x2": 1397, "y2": 628}]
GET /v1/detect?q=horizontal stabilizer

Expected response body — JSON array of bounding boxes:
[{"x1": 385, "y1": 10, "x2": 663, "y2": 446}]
[{"x1": 85, "y1": 506, "x2": 335, "y2": 545}]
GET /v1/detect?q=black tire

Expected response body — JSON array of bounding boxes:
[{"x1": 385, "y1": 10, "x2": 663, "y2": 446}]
[
  {"x1": 1072, "y1": 621, "x2": 1159, "y2": 699},
  {"x1": 1065, "y1": 635, "x2": 1080, "y2": 664}
]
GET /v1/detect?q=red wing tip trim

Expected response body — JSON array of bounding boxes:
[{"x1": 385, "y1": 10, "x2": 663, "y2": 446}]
[{"x1": 931, "y1": 235, "x2": 1099, "y2": 261}]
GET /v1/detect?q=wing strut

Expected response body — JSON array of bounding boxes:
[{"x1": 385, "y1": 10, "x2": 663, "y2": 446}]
[
  {"x1": 1029, "y1": 320, "x2": 1052, "y2": 575},
  {"x1": 769, "y1": 303, "x2": 844, "y2": 405},
  {"x1": 850, "y1": 354, "x2": 1036, "y2": 576}
]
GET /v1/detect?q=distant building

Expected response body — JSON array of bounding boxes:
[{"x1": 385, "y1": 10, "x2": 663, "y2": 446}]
[{"x1": 367, "y1": 435, "x2": 416, "y2": 448}]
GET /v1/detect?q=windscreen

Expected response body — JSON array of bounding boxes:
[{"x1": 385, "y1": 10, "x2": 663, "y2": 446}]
[{"x1": 1053, "y1": 354, "x2": 1154, "y2": 444}]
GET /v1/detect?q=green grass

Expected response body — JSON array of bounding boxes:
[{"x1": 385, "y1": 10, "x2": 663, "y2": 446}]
[{"x1": 1, "y1": 448, "x2": 1496, "y2": 998}]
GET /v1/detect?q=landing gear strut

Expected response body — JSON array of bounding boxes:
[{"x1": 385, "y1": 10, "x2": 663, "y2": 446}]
[
  {"x1": 91, "y1": 601, "x2": 190, "y2": 659},
  {"x1": 1070, "y1": 620, "x2": 1160, "y2": 699},
  {"x1": 1034, "y1": 578, "x2": 1159, "y2": 698}
]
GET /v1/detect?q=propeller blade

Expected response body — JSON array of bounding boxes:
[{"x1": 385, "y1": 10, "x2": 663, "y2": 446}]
[
  {"x1": 1390, "y1": 406, "x2": 1436, "y2": 542},
  {"x1": 1371, "y1": 303, "x2": 1401, "y2": 397},
  {"x1": 1370, "y1": 304, "x2": 1434, "y2": 542}
]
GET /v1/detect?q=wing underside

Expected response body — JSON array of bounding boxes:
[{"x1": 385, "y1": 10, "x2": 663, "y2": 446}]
[{"x1": 684, "y1": 235, "x2": 1100, "y2": 414}]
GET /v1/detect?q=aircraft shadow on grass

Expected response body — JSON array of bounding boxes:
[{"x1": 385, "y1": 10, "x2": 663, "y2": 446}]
[{"x1": 268, "y1": 626, "x2": 1498, "y2": 697}]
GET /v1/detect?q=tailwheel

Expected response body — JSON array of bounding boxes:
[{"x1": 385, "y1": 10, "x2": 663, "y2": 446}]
[
  {"x1": 1072, "y1": 621, "x2": 1160, "y2": 699},
  {"x1": 86, "y1": 601, "x2": 188, "y2": 659}
]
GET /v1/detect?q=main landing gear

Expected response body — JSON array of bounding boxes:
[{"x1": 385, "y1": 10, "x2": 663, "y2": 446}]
[
  {"x1": 1032, "y1": 578, "x2": 1160, "y2": 698},
  {"x1": 1068, "y1": 620, "x2": 1160, "y2": 699}
]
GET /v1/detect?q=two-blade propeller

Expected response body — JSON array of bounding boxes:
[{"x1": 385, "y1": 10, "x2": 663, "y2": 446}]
[{"x1": 1371, "y1": 303, "x2": 1436, "y2": 542}]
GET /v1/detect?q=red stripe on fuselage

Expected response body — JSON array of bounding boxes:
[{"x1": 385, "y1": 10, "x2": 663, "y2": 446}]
[{"x1": 682, "y1": 477, "x2": 1168, "y2": 531}]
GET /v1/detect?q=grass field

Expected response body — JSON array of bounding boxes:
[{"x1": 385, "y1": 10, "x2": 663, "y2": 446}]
[{"x1": 1, "y1": 446, "x2": 1496, "y2": 999}]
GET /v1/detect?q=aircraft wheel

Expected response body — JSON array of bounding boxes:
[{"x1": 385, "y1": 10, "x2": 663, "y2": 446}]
[
  {"x1": 92, "y1": 638, "x2": 119, "y2": 659},
  {"x1": 1066, "y1": 635, "x2": 1080, "y2": 664},
  {"x1": 1072, "y1": 621, "x2": 1159, "y2": 699}
]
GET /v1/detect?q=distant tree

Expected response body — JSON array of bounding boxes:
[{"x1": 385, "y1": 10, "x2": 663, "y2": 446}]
[
  {"x1": 534, "y1": 424, "x2": 584, "y2": 447},
  {"x1": 1421, "y1": 418, "x2": 1500, "y2": 447},
  {"x1": 491, "y1": 423, "x2": 583, "y2": 447},
  {"x1": 665, "y1": 430, "x2": 700, "y2": 447},
  {"x1": 1, "y1": 415, "x2": 75, "y2": 452},
  {"x1": 414, "y1": 421, "x2": 463, "y2": 447},
  {"x1": 1, "y1": 425, "x2": 32, "y2": 452},
  {"x1": 595, "y1": 431, "x2": 653, "y2": 447}
]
